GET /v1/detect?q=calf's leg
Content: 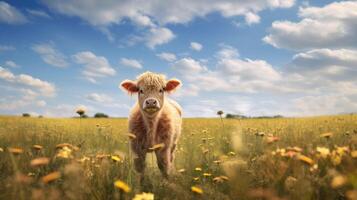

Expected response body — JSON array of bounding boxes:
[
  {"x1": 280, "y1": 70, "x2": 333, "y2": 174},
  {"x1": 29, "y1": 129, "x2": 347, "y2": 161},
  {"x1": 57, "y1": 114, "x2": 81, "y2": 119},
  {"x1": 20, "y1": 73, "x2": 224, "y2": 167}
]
[{"x1": 155, "y1": 149, "x2": 171, "y2": 178}]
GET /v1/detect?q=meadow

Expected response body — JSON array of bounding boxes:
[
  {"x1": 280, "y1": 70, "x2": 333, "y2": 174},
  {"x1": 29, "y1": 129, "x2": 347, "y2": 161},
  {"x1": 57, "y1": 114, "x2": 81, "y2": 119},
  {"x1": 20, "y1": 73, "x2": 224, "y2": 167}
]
[{"x1": 0, "y1": 115, "x2": 356, "y2": 200}]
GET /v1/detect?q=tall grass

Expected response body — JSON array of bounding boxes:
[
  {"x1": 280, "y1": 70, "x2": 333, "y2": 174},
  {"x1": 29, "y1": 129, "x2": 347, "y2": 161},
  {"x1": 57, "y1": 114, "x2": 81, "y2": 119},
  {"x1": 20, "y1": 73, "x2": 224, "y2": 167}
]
[{"x1": 0, "y1": 115, "x2": 356, "y2": 199}]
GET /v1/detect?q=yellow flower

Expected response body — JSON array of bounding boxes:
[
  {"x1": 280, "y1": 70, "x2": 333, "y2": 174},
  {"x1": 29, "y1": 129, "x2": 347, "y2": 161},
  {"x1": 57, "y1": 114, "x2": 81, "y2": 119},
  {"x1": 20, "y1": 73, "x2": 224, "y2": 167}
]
[
  {"x1": 331, "y1": 175, "x2": 347, "y2": 189},
  {"x1": 56, "y1": 146, "x2": 73, "y2": 159},
  {"x1": 191, "y1": 186, "x2": 203, "y2": 195},
  {"x1": 32, "y1": 145, "x2": 43, "y2": 151},
  {"x1": 132, "y1": 192, "x2": 154, "y2": 200},
  {"x1": 195, "y1": 167, "x2": 202, "y2": 171},
  {"x1": 148, "y1": 143, "x2": 165, "y2": 151},
  {"x1": 298, "y1": 155, "x2": 314, "y2": 165},
  {"x1": 316, "y1": 147, "x2": 330, "y2": 158},
  {"x1": 320, "y1": 132, "x2": 333, "y2": 138},
  {"x1": 114, "y1": 180, "x2": 131, "y2": 193},
  {"x1": 111, "y1": 155, "x2": 121, "y2": 162},
  {"x1": 127, "y1": 133, "x2": 137, "y2": 140},
  {"x1": 41, "y1": 171, "x2": 61, "y2": 184},
  {"x1": 351, "y1": 150, "x2": 357, "y2": 158},
  {"x1": 203, "y1": 173, "x2": 212, "y2": 177},
  {"x1": 177, "y1": 168, "x2": 186, "y2": 173},
  {"x1": 193, "y1": 177, "x2": 200, "y2": 181},
  {"x1": 228, "y1": 151, "x2": 236, "y2": 156}
]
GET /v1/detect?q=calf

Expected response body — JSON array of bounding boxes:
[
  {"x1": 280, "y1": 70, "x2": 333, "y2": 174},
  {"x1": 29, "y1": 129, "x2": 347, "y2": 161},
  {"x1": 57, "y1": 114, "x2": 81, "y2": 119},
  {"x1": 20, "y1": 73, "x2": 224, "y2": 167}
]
[{"x1": 120, "y1": 71, "x2": 182, "y2": 179}]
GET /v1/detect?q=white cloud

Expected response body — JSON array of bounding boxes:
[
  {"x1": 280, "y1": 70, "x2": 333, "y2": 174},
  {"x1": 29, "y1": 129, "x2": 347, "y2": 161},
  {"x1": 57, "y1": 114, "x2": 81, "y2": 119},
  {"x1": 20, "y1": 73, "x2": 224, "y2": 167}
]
[
  {"x1": 41, "y1": 0, "x2": 295, "y2": 46},
  {"x1": 288, "y1": 49, "x2": 357, "y2": 81},
  {"x1": 245, "y1": 12, "x2": 260, "y2": 25},
  {"x1": 4, "y1": 60, "x2": 18, "y2": 68},
  {"x1": 73, "y1": 51, "x2": 116, "y2": 83},
  {"x1": 190, "y1": 42, "x2": 203, "y2": 51},
  {"x1": 32, "y1": 43, "x2": 69, "y2": 67},
  {"x1": 0, "y1": 1, "x2": 27, "y2": 24},
  {"x1": 120, "y1": 58, "x2": 142, "y2": 69},
  {"x1": 172, "y1": 58, "x2": 207, "y2": 75},
  {"x1": 26, "y1": 9, "x2": 51, "y2": 19},
  {"x1": 0, "y1": 67, "x2": 56, "y2": 97},
  {"x1": 42, "y1": 0, "x2": 295, "y2": 26},
  {"x1": 156, "y1": 52, "x2": 177, "y2": 62},
  {"x1": 86, "y1": 93, "x2": 113, "y2": 103},
  {"x1": 145, "y1": 27, "x2": 175, "y2": 49},
  {"x1": 36, "y1": 100, "x2": 47, "y2": 107},
  {"x1": 0, "y1": 45, "x2": 15, "y2": 52},
  {"x1": 263, "y1": 1, "x2": 357, "y2": 50}
]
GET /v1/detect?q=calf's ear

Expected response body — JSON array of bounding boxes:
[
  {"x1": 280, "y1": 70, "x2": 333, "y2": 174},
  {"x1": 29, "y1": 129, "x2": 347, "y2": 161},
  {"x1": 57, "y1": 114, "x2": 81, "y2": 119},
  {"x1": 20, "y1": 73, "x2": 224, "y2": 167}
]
[
  {"x1": 165, "y1": 79, "x2": 181, "y2": 92},
  {"x1": 120, "y1": 80, "x2": 138, "y2": 94}
]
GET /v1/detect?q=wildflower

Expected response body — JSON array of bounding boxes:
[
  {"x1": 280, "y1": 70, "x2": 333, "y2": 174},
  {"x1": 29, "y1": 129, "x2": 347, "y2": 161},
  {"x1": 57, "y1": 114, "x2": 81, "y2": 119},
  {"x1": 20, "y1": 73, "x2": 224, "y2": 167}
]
[
  {"x1": 351, "y1": 150, "x2": 357, "y2": 158},
  {"x1": 346, "y1": 190, "x2": 357, "y2": 200},
  {"x1": 77, "y1": 156, "x2": 90, "y2": 163},
  {"x1": 228, "y1": 151, "x2": 236, "y2": 156},
  {"x1": 30, "y1": 157, "x2": 50, "y2": 167},
  {"x1": 41, "y1": 171, "x2": 61, "y2": 184},
  {"x1": 298, "y1": 155, "x2": 314, "y2": 165},
  {"x1": 202, "y1": 149, "x2": 209, "y2": 154},
  {"x1": 0, "y1": 147, "x2": 3, "y2": 152},
  {"x1": 213, "y1": 176, "x2": 229, "y2": 183},
  {"x1": 132, "y1": 192, "x2": 154, "y2": 200},
  {"x1": 56, "y1": 146, "x2": 73, "y2": 159},
  {"x1": 316, "y1": 147, "x2": 330, "y2": 158},
  {"x1": 191, "y1": 186, "x2": 203, "y2": 195},
  {"x1": 8, "y1": 147, "x2": 24, "y2": 155},
  {"x1": 177, "y1": 168, "x2": 186, "y2": 173},
  {"x1": 336, "y1": 146, "x2": 349, "y2": 155},
  {"x1": 32, "y1": 145, "x2": 43, "y2": 151},
  {"x1": 267, "y1": 136, "x2": 279, "y2": 144},
  {"x1": 195, "y1": 167, "x2": 202, "y2": 171},
  {"x1": 127, "y1": 133, "x2": 136, "y2": 140},
  {"x1": 96, "y1": 154, "x2": 110, "y2": 159},
  {"x1": 114, "y1": 180, "x2": 131, "y2": 193},
  {"x1": 284, "y1": 176, "x2": 297, "y2": 191},
  {"x1": 213, "y1": 160, "x2": 222, "y2": 164},
  {"x1": 148, "y1": 143, "x2": 165, "y2": 151},
  {"x1": 255, "y1": 132, "x2": 265, "y2": 137},
  {"x1": 203, "y1": 173, "x2": 212, "y2": 177},
  {"x1": 193, "y1": 177, "x2": 200, "y2": 181},
  {"x1": 331, "y1": 175, "x2": 347, "y2": 189},
  {"x1": 320, "y1": 132, "x2": 333, "y2": 138},
  {"x1": 111, "y1": 155, "x2": 121, "y2": 162},
  {"x1": 331, "y1": 153, "x2": 342, "y2": 166}
]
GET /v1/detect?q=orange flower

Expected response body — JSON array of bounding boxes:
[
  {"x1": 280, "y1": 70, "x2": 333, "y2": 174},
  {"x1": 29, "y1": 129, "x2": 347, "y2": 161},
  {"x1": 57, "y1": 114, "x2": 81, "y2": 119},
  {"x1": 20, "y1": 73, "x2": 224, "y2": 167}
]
[
  {"x1": 191, "y1": 186, "x2": 203, "y2": 194},
  {"x1": 30, "y1": 157, "x2": 50, "y2": 167},
  {"x1": 41, "y1": 171, "x2": 61, "y2": 184},
  {"x1": 8, "y1": 147, "x2": 24, "y2": 155}
]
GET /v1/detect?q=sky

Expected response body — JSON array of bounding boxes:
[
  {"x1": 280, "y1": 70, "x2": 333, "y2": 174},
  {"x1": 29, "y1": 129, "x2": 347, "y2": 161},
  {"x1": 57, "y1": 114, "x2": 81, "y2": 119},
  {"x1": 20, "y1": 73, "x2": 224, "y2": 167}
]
[{"x1": 0, "y1": 0, "x2": 357, "y2": 118}]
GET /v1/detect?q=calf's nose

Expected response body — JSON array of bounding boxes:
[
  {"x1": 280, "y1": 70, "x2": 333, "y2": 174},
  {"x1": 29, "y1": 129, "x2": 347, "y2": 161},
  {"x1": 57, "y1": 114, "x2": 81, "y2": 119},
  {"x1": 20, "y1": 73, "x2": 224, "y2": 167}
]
[{"x1": 145, "y1": 98, "x2": 157, "y2": 107}]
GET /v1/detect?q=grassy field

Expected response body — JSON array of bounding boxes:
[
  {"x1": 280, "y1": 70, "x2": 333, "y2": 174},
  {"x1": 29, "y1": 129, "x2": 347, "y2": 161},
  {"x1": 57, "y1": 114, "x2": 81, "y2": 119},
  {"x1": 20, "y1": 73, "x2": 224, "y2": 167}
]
[{"x1": 0, "y1": 115, "x2": 356, "y2": 200}]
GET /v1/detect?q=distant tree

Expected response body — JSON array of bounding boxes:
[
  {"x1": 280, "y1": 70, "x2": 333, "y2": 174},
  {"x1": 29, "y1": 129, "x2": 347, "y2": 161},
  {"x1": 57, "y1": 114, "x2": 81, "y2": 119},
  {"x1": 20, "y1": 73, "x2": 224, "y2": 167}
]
[
  {"x1": 38, "y1": 115, "x2": 43, "y2": 118},
  {"x1": 76, "y1": 106, "x2": 87, "y2": 118},
  {"x1": 217, "y1": 110, "x2": 224, "y2": 128},
  {"x1": 82, "y1": 114, "x2": 89, "y2": 118},
  {"x1": 22, "y1": 113, "x2": 31, "y2": 117},
  {"x1": 94, "y1": 113, "x2": 109, "y2": 118}
]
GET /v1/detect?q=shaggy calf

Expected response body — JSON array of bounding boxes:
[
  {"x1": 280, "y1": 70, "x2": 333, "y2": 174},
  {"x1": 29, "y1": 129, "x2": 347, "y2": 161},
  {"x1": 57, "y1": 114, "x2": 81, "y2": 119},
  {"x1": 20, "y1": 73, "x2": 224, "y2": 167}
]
[{"x1": 120, "y1": 71, "x2": 182, "y2": 178}]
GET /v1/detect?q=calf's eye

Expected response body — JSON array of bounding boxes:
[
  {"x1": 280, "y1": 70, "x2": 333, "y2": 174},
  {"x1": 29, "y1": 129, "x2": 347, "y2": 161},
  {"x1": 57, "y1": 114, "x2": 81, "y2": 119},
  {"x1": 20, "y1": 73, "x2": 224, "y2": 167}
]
[
  {"x1": 139, "y1": 89, "x2": 144, "y2": 94},
  {"x1": 159, "y1": 89, "x2": 164, "y2": 93}
]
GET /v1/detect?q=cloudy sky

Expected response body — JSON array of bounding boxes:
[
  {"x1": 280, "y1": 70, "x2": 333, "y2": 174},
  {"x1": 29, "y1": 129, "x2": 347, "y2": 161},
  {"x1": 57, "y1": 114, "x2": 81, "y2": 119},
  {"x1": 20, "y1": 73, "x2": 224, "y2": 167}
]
[{"x1": 1, "y1": 0, "x2": 357, "y2": 117}]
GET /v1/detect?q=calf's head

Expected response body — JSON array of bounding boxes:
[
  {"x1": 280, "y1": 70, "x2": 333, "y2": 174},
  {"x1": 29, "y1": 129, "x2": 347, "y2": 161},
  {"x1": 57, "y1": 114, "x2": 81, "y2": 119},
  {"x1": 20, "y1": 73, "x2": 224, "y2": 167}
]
[{"x1": 120, "y1": 71, "x2": 181, "y2": 116}]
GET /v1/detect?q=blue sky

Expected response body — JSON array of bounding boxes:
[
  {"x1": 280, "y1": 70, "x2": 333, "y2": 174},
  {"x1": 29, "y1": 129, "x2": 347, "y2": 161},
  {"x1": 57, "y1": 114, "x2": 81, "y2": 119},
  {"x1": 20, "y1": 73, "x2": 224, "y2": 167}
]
[{"x1": 1, "y1": 0, "x2": 357, "y2": 117}]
